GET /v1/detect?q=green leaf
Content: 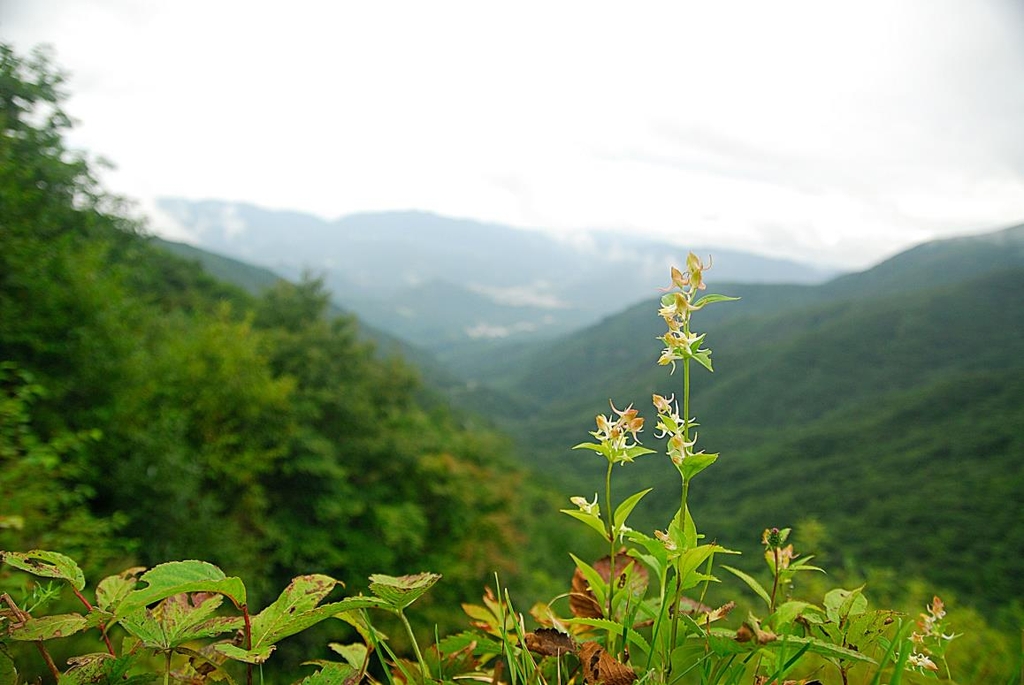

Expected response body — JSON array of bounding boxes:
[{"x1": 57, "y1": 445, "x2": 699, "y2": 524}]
[
  {"x1": 119, "y1": 594, "x2": 242, "y2": 650},
  {"x1": 568, "y1": 554, "x2": 607, "y2": 610},
  {"x1": 95, "y1": 567, "x2": 144, "y2": 613},
  {"x1": 722, "y1": 565, "x2": 772, "y2": 608},
  {"x1": 824, "y1": 587, "x2": 867, "y2": 623},
  {"x1": 8, "y1": 613, "x2": 91, "y2": 641},
  {"x1": 327, "y1": 642, "x2": 368, "y2": 669},
  {"x1": 120, "y1": 561, "x2": 246, "y2": 613},
  {"x1": 248, "y1": 575, "x2": 372, "y2": 651},
  {"x1": 677, "y1": 544, "x2": 728, "y2": 590},
  {"x1": 560, "y1": 508, "x2": 609, "y2": 539},
  {"x1": 768, "y1": 601, "x2": 813, "y2": 630},
  {"x1": 368, "y1": 573, "x2": 441, "y2": 610},
  {"x1": 213, "y1": 643, "x2": 276, "y2": 665},
  {"x1": 692, "y1": 293, "x2": 741, "y2": 309},
  {"x1": 296, "y1": 662, "x2": 360, "y2": 685},
  {"x1": 680, "y1": 452, "x2": 718, "y2": 481},
  {"x1": 0, "y1": 644, "x2": 17, "y2": 685},
  {"x1": 568, "y1": 618, "x2": 651, "y2": 658},
  {"x1": 613, "y1": 488, "x2": 652, "y2": 529},
  {"x1": 571, "y1": 442, "x2": 604, "y2": 453},
  {"x1": 1, "y1": 550, "x2": 85, "y2": 591}
]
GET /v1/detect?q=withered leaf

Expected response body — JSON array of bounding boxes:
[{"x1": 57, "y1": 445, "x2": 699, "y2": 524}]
[
  {"x1": 579, "y1": 641, "x2": 637, "y2": 685},
  {"x1": 524, "y1": 627, "x2": 577, "y2": 657},
  {"x1": 569, "y1": 550, "x2": 649, "y2": 619}
]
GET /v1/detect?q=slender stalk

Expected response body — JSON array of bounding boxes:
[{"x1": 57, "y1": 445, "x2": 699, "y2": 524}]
[
  {"x1": 397, "y1": 609, "x2": 430, "y2": 679},
  {"x1": 769, "y1": 547, "x2": 781, "y2": 613},
  {"x1": 605, "y1": 459, "x2": 616, "y2": 620},
  {"x1": 242, "y1": 604, "x2": 253, "y2": 685},
  {"x1": 71, "y1": 585, "x2": 115, "y2": 655}
]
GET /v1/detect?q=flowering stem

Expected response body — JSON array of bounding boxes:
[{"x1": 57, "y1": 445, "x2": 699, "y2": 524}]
[{"x1": 605, "y1": 458, "x2": 617, "y2": 650}]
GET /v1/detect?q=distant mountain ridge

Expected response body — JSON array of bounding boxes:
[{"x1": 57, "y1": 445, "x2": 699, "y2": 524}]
[{"x1": 156, "y1": 199, "x2": 841, "y2": 365}]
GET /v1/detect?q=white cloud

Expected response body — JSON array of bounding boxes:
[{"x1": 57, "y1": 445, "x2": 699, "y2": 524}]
[{"x1": 4, "y1": 0, "x2": 1024, "y2": 269}]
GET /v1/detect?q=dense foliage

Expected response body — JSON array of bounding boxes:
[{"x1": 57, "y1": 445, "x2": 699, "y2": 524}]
[{"x1": 0, "y1": 43, "x2": 539, "y2": 630}]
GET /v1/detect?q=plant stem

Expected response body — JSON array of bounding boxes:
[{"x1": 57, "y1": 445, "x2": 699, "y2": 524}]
[
  {"x1": 242, "y1": 604, "x2": 253, "y2": 685},
  {"x1": 398, "y1": 609, "x2": 429, "y2": 679},
  {"x1": 605, "y1": 458, "x2": 618, "y2": 654},
  {"x1": 770, "y1": 547, "x2": 780, "y2": 613}
]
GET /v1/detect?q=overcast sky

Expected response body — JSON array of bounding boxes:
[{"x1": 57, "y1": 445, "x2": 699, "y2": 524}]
[{"x1": 4, "y1": 1, "x2": 1024, "y2": 269}]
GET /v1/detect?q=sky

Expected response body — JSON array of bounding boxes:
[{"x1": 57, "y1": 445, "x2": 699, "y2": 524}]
[{"x1": 4, "y1": 1, "x2": 1024, "y2": 269}]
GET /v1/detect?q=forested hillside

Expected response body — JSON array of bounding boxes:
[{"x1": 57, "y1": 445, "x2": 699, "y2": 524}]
[
  {"x1": 484, "y1": 232, "x2": 1024, "y2": 628},
  {"x1": 0, "y1": 45, "x2": 567, "y2": 633}
]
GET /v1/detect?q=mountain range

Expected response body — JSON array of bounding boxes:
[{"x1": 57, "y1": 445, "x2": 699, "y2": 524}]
[{"x1": 155, "y1": 199, "x2": 840, "y2": 370}]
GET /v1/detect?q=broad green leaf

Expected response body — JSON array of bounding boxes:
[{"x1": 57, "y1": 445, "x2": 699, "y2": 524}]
[
  {"x1": 0, "y1": 644, "x2": 17, "y2": 685},
  {"x1": 560, "y1": 508, "x2": 609, "y2": 539},
  {"x1": 679, "y1": 452, "x2": 718, "y2": 481},
  {"x1": 296, "y1": 662, "x2": 360, "y2": 685},
  {"x1": 249, "y1": 575, "x2": 343, "y2": 649},
  {"x1": 120, "y1": 594, "x2": 242, "y2": 650},
  {"x1": 8, "y1": 612, "x2": 92, "y2": 641},
  {"x1": 1, "y1": 550, "x2": 85, "y2": 591},
  {"x1": 368, "y1": 573, "x2": 441, "y2": 610},
  {"x1": 722, "y1": 565, "x2": 772, "y2": 608},
  {"x1": 120, "y1": 561, "x2": 246, "y2": 613},
  {"x1": 692, "y1": 293, "x2": 741, "y2": 309},
  {"x1": 824, "y1": 587, "x2": 866, "y2": 623},
  {"x1": 676, "y1": 544, "x2": 727, "y2": 591},
  {"x1": 327, "y1": 642, "x2": 368, "y2": 669},
  {"x1": 769, "y1": 601, "x2": 813, "y2": 630},
  {"x1": 571, "y1": 442, "x2": 604, "y2": 453},
  {"x1": 213, "y1": 643, "x2": 276, "y2": 665},
  {"x1": 613, "y1": 488, "x2": 652, "y2": 529},
  {"x1": 95, "y1": 567, "x2": 145, "y2": 613},
  {"x1": 568, "y1": 554, "x2": 607, "y2": 610}
]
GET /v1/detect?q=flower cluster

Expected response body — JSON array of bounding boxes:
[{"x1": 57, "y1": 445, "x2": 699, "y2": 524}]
[
  {"x1": 652, "y1": 393, "x2": 695, "y2": 467},
  {"x1": 574, "y1": 401, "x2": 652, "y2": 466},
  {"x1": 657, "y1": 254, "x2": 716, "y2": 373},
  {"x1": 908, "y1": 596, "x2": 957, "y2": 673}
]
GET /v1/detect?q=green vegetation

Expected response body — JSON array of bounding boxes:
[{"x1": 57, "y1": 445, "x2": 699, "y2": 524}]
[
  {"x1": 3, "y1": 42, "x2": 1022, "y2": 684},
  {"x1": 0, "y1": 43, "x2": 556, "y2": 644}
]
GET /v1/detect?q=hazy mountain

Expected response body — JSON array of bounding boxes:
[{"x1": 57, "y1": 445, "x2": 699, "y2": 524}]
[{"x1": 156, "y1": 199, "x2": 841, "y2": 367}]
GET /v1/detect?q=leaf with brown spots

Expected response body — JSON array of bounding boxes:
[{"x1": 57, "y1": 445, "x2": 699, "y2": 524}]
[
  {"x1": 570, "y1": 551, "x2": 648, "y2": 619},
  {"x1": 524, "y1": 628, "x2": 577, "y2": 657},
  {"x1": 579, "y1": 642, "x2": 637, "y2": 685}
]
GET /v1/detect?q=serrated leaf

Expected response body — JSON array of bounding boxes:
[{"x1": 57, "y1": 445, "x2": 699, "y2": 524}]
[
  {"x1": 296, "y1": 662, "x2": 359, "y2": 685},
  {"x1": 560, "y1": 509, "x2": 610, "y2": 539},
  {"x1": 121, "y1": 594, "x2": 243, "y2": 650},
  {"x1": 722, "y1": 566, "x2": 772, "y2": 608},
  {"x1": 120, "y1": 561, "x2": 246, "y2": 613},
  {"x1": 1, "y1": 550, "x2": 86, "y2": 591},
  {"x1": 367, "y1": 573, "x2": 441, "y2": 610},
  {"x1": 96, "y1": 567, "x2": 145, "y2": 613},
  {"x1": 8, "y1": 612, "x2": 91, "y2": 641},
  {"x1": 248, "y1": 575, "x2": 344, "y2": 650},
  {"x1": 824, "y1": 587, "x2": 866, "y2": 623},
  {"x1": 213, "y1": 643, "x2": 275, "y2": 665},
  {"x1": 613, "y1": 488, "x2": 652, "y2": 529}
]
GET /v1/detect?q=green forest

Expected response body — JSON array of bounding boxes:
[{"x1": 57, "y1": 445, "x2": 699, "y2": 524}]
[
  {"x1": 2, "y1": 43, "x2": 1023, "y2": 684},
  {"x1": 0, "y1": 43, "x2": 569, "y2": 632}
]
